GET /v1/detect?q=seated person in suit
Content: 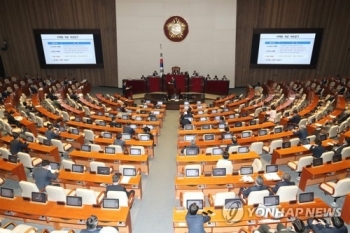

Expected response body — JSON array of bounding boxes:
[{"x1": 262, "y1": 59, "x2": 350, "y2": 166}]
[
  {"x1": 292, "y1": 125, "x2": 308, "y2": 144},
  {"x1": 29, "y1": 84, "x2": 38, "y2": 94},
  {"x1": 288, "y1": 109, "x2": 301, "y2": 126},
  {"x1": 33, "y1": 160, "x2": 59, "y2": 191},
  {"x1": 218, "y1": 116, "x2": 226, "y2": 125},
  {"x1": 186, "y1": 203, "x2": 211, "y2": 233},
  {"x1": 225, "y1": 137, "x2": 239, "y2": 152},
  {"x1": 310, "y1": 140, "x2": 326, "y2": 158},
  {"x1": 106, "y1": 174, "x2": 135, "y2": 198},
  {"x1": 307, "y1": 217, "x2": 348, "y2": 233},
  {"x1": 142, "y1": 126, "x2": 154, "y2": 141},
  {"x1": 221, "y1": 126, "x2": 232, "y2": 139},
  {"x1": 256, "y1": 221, "x2": 307, "y2": 233},
  {"x1": 80, "y1": 215, "x2": 101, "y2": 233},
  {"x1": 334, "y1": 137, "x2": 350, "y2": 154},
  {"x1": 9, "y1": 133, "x2": 29, "y2": 155},
  {"x1": 147, "y1": 112, "x2": 157, "y2": 121},
  {"x1": 114, "y1": 133, "x2": 125, "y2": 149},
  {"x1": 270, "y1": 173, "x2": 295, "y2": 195},
  {"x1": 180, "y1": 117, "x2": 192, "y2": 129},
  {"x1": 123, "y1": 122, "x2": 135, "y2": 136},
  {"x1": 7, "y1": 110, "x2": 20, "y2": 127},
  {"x1": 240, "y1": 175, "x2": 269, "y2": 198},
  {"x1": 181, "y1": 140, "x2": 199, "y2": 154},
  {"x1": 45, "y1": 125, "x2": 60, "y2": 142}
]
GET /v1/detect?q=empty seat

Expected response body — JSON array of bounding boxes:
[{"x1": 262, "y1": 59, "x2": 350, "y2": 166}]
[
  {"x1": 287, "y1": 156, "x2": 313, "y2": 180},
  {"x1": 276, "y1": 185, "x2": 299, "y2": 202},
  {"x1": 319, "y1": 178, "x2": 350, "y2": 207},
  {"x1": 208, "y1": 192, "x2": 236, "y2": 207},
  {"x1": 46, "y1": 185, "x2": 75, "y2": 203},
  {"x1": 106, "y1": 190, "x2": 134, "y2": 207},
  {"x1": 19, "y1": 181, "x2": 41, "y2": 198},
  {"x1": 75, "y1": 188, "x2": 105, "y2": 205}
]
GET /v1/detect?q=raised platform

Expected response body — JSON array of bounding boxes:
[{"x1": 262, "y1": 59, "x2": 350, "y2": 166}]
[{"x1": 144, "y1": 92, "x2": 206, "y2": 110}]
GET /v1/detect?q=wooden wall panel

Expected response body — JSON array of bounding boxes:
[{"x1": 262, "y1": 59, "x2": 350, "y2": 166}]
[
  {"x1": 0, "y1": 0, "x2": 117, "y2": 87},
  {"x1": 236, "y1": 0, "x2": 350, "y2": 86}
]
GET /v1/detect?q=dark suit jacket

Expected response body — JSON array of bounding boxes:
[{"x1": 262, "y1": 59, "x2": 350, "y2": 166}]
[
  {"x1": 307, "y1": 219, "x2": 348, "y2": 233},
  {"x1": 242, "y1": 185, "x2": 269, "y2": 198},
  {"x1": 7, "y1": 115, "x2": 19, "y2": 125},
  {"x1": 33, "y1": 167, "x2": 58, "y2": 190},
  {"x1": 113, "y1": 139, "x2": 125, "y2": 148},
  {"x1": 186, "y1": 211, "x2": 211, "y2": 233},
  {"x1": 294, "y1": 128, "x2": 308, "y2": 140},
  {"x1": 106, "y1": 184, "x2": 133, "y2": 198},
  {"x1": 9, "y1": 139, "x2": 28, "y2": 155},
  {"x1": 310, "y1": 145, "x2": 326, "y2": 158},
  {"x1": 123, "y1": 126, "x2": 135, "y2": 135},
  {"x1": 45, "y1": 130, "x2": 59, "y2": 141},
  {"x1": 270, "y1": 181, "x2": 296, "y2": 194},
  {"x1": 289, "y1": 114, "x2": 301, "y2": 125}
]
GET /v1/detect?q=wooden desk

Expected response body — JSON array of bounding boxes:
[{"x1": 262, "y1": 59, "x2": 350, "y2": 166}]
[
  {"x1": 0, "y1": 159, "x2": 27, "y2": 181},
  {"x1": 58, "y1": 100, "x2": 85, "y2": 117},
  {"x1": 0, "y1": 197, "x2": 131, "y2": 233},
  {"x1": 299, "y1": 160, "x2": 350, "y2": 191},
  {"x1": 34, "y1": 105, "x2": 62, "y2": 121},
  {"x1": 79, "y1": 97, "x2": 104, "y2": 114},
  {"x1": 93, "y1": 137, "x2": 154, "y2": 158},
  {"x1": 173, "y1": 198, "x2": 329, "y2": 233},
  {"x1": 0, "y1": 136, "x2": 60, "y2": 162},
  {"x1": 37, "y1": 127, "x2": 84, "y2": 146},
  {"x1": 174, "y1": 172, "x2": 282, "y2": 198},
  {"x1": 69, "y1": 149, "x2": 149, "y2": 174},
  {"x1": 271, "y1": 146, "x2": 312, "y2": 165},
  {"x1": 177, "y1": 139, "x2": 232, "y2": 154},
  {"x1": 95, "y1": 94, "x2": 121, "y2": 109},
  {"x1": 213, "y1": 94, "x2": 236, "y2": 107},
  {"x1": 57, "y1": 170, "x2": 143, "y2": 199},
  {"x1": 341, "y1": 193, "x2": 350, "y2": 224},
  {"x1": 176, "y1": 152, "x2": 259, "y2": 172}
]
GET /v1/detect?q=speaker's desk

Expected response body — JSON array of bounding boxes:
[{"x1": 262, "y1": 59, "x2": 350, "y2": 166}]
[
  {"x1": 173, "y1": 198, "x2": 329, "y2": 233},
  {"x1": 0, "y1": 135, "x2": 60, "y2": 162},
  {"x1": 0, "y1": 159, "x2": 27, "y2": 181},
  {"x1": 299, "y1": 160, "x2": 350, "y2": 191},
  {"x1": 174, "y1": 172, "x2": 282, "y2": 198},
  {"x1": 176, "y1": 152, "x2": 260, "y2": 173},
  {"x1": 93, "y1": 137, "x2": 154, "y2": 158},
  {"x1": 56, "y1": 170, "x2": 142, "y2": 199},
  {"x1": 69, "y1": 149, "x2": 149, "y2": 174},
  {"x1": 0, "y1": 197, "x2": 131, "y2": 233}
]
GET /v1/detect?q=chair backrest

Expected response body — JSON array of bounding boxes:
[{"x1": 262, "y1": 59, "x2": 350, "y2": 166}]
[
  {"x1": 100, "y1": 227, "x2": 119, "y2": 233},
  {"x1": 37, "y1": 135, "x2": 48, "y2": 144},
  {"x1": 333, "y1": 178, "x2": 350, "y2": 197},
  {"x1": 76, "y1": 188, "x2": 98, "y2": 205},
  {"x1": 216, "y1": 162, "x2": 233, "y2": 175},
  {"x1": 296, "y1": 156, "x2": 313, "y2": 172},
  {"x1": 51, "y1": 139, "x2": 64, "y2": 152},
  {"x1": 306, "y1": 135, "x2": 316, "y2": 144},
  {"x1": 269, "y1": 139, "x2": 283, "y2": 153},
  {"x1": 249, "y1": 142, "x2": 263, "y2": 154},
  {"x1": 247, "y1": 190, "x2": 269, "y2": 205},
  {"x1": 90, "y1": 144, "x2": 102, "y2": 152},
  {"x1": 182, "y1": 191, "x2": 204, "y2": 208},
  {"x1": 321, "y1": 151, "x2": 334, "y2": 163},
  {"x1": 289, "y1": 138, "x2": 300, "y2": 146},
  {"x1": 328, "y1": 126, "x2": 339, "y2": 138},
  {"x1": 17, "y1": 152, "x2": 34, "y2": 168},
  {"x1": 61, "y1": 159, "x2": 75, "y2": 170},
  {"x1": 106, "y1": 191, "x2": 129, "y2": 207},
  {"x1": 90, "y1": 161, "x2": 106, "y2": 172},
  {"x1": 252, "y1": 158, "x2": 262, "y2": 173},
  {"x1": 341, "y1": 147, "x2": 350, "y2": 160},
  {"x1": 19, "y1": 181, "x2": 40, "y2": 198},
  {"x1": 46, "y1": 185, "x2": 69, "y2": 203},
  {"x1": 212, "y1": 192, "x2": 236, "y2": 206},
  {"x1": 0, "y1": 148, "x2": 11, "y2": 160},
  {"x1": 228, "y1": 145, "x2": 240, "y2": 154},
  {"x1": 276, "y1": 185, "x2": 298, "y2": 202}
]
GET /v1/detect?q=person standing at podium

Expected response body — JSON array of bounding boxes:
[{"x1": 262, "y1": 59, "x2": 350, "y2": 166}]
[
  {"x1": 169, "y1": 77, "x2": 176, "y2": 89},
  {"x1": 122, "y1": 81, "x2": 132, "y2": 98}
]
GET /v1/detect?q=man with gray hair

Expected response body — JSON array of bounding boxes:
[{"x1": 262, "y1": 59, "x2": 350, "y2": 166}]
[
  {"x1": 240, "y1": 175, "x2": 269, "y2": 198},
  {"x1": 181, "y1": 140, "x2": 199, "y2": 154},
  {"x1": 270, "y1": 173, "x2": 295, "y2": 195},
  {"x1": 293, "y1": 125, "x2": 308, "y2": 144}
]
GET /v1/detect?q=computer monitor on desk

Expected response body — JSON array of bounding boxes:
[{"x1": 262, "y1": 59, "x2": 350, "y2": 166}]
[
  {"x1": 186, "y1": 199, "x2": 203, "y2": 210},
  {"x1": 241, "y1": 132, "x2": 251, "y2": 138},
  {"x1": 130, "y1": 148, "x2": 141, "y2": 155},
  {"x1": 238, "y1": 146, "x2": 249, "y2": 153},
  {"x1": 50, "y1": 162, "x2": 60, "y2": 170},
  {"x1": 185, "y1": 148, "x2": 198, "y2": 156},
  {"x1": 212, "y1": 148, "x2": 223, "y2": 155},
  {"x1": 121, "y1": 133, "x2": 131, "y2": 140},
  {"x1": 123, "y1": 168, "x2": 136, "y2": 176},
  {"x1": 31, "y1": 192, "x2": 47, "y2": 203},
  {"x1": 103, "y1": 132, "x2": 112, "y2": 139},
  {"x1": 224, "y1": 198, "x2": 243, "y2": 209},
  {"x1": 266, "y1": 165, "x2": 278, "y2": 173},
  {"x1": 185, "y1": 169, "x2": 200, "y2": 177},
  {"x1": 103, "y1": 198, "x2": 119, "y2": 209},
  {"x1": 264, "y1": 195, "x2": 279, "y2": 206},
  {"x1": 0, "y1": 188, "x2": 14, "y2": 198},
  {"x1": 222, "y1": 133, "x2": 232, "y2": 139},
  {"x1": 313, "y1": 158, "x2": 323, "y2": 167},
  {"x1": 99, "y1": 121, "x2": 106, "y2": 126},
  {"x1": 274, "y1": 127, "x2": 282, "y2": 133},
  {"x1": 66, "y1": 196, "x2": 82, "y2": 207},
  {"x1": 71, "y1": 128, "x2": 79, "y2": 135},
  {"x1": 81, "y1": 145, "x2": 91, "y2": 152},
  {"x1": 43, "y1": 139, "x2": 51, "y2": 146},
  {"x1": 204, "y1": 134, "x2": 215, "y2": 141},
  {"x1": 333, "y1": 154, "x2": 342, "y2": 163},
  {"x1": 319, "y1": 134, "x2": 327, "y2": 141},
  {"x1": 282, "y1": 141, "x2": 291, "y2": 148},
  {"x1": 72, "y1": 164, "x2": 84, "y2": 173},
  {"x1": 105, "y1": 147, "x2": 116, "y2": 154},
  {"x1": 298, "y1": 192, "x2": 314, "y2": 203},
  {"x1": 258, "y1": 129, "x2": 268, "y2": 136},
  {"x1": 86, "y1": 119, "x2": 92, "y2": 124},
  {"x1": 140, "y1": 135, "x2": 150, "y2": 141},
  {"x1": 8, "y1": 155, "x2": 18, "y2": 164},
  {"x1": 213, "y1": 168, "x2": 226, "y2": 176},
  {"x1": 184, "y1": 135, "x2": 195, "y2": 141},
  {"x1": 218, "y1": 124, "x2": 225, "y2": 129},
  {"x1": 26, "y1": 136, "x2": 34, "y2": 142},
  {"x1": 97, "y1": 166, "x2": 110, "y2": 175},
  {"x1": 240, "y1": 166, "x2": 253, "y2": 175}
]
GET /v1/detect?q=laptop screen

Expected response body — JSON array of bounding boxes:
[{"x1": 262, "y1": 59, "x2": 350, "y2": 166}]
[
  {"x1": 50, "y1": 162, "x2": 60, "y2": 170},
  {"x1": 86, "y1": 119, "x2": 92, "y2": 124},
  {"x1": 72, "y1": 164, "x2": 84, "y2": 173},
  {"x1": 204, "y1": 134, "x2": 214, "y2": 141},
  {"x1": 26, "y1": 136, "x2": 34, "y2": 142},
  {"x1": 31, "y1": 192, "x2": 47, "y2": 203},
  {"x1": 313, "y1": 158, "x2": 323, "y2": 167},
  {"x1": 200, "y1": 117, "x2": 206, "y2": 121},
  {"x1": 123, "y1": 168, "x2": 136, "y2": 176},
  {"x1": 250, "y1": 120, "x2": 257, "y2": 125},
  {"x1": 218, "y1": 124, "x2": 226, "y2": 129},
  {"x1": 187, "y1": 199, "x2": 203, "y2": 210},
  {"x1": 240, "y1": 166, "x2": 253, "y2": 175},
  {"x1": 130, "y1": 148, "x2": 141, "y2": 155},
  {"x1": 98, "y1": 112, "x2": 103, "y2": 116},
  {"x1": 202, "y1": 125, "x2": 210, "y2": 130},
  {"x1": 0, "y1": 188, "x2": 14, "y2": 198},
  {"x1": 99, "y1": 121, "x2": 106, "y2": 126},
  {"x1": 225, "y1": 198, "x2": 243, "y2": 209},
  {"x1": 81, "y1": 145, "x2": 91, "y2": 152},
  {"x1": 43, "y1": 139, "x2": 51, "y2": 146},
  {"x1": 103, "y1": 132, "x2": 112, "y2": 139},
  {"x1": 333, "y1": 154, "x2": 342, "y2": 163},
  {"x1": 258, "y1": 130, "x2": 268, "y2": 136},
  {"x1": 238, "y1": 146, "x2": 249, "y2": 153},
  {"x1": 319, "y1": 134, "x2": 327, "y2": 141},
  {"x1": 184, "y1": 124, "x2": 193, "y2": 130},
  {"x1": 223, "y1": 133, "x2": 232, "y2": 139},
  {"x1": 274, "y1": 127, "x2": 282, "y2": 133},
  {"x1": 115, "y1": 123, "x2": 122, "y2": 128},
  {"x1": 71, "y1": 128, "x2": 79, "y2": 135},
  {"x1": 109, "y1": 114, "x2": 115, "y2": 118},
  {"x1": 282, "y1": 142, "x2": 291, "y2": 148},
  {"x1": 185, "y1": 148, "x2": 198, "y2": 156},
  {"x1": 140, "y1": 135, "x2": 150, "y2": 141},
  {"x1": 103, "y1": 198, "x2": 119, "y2": 209},
  {"x1": 8, "y1": 155, "x2": 18, "y2": 163},
  {"x1": 241, "y1": 132, "x2": 251, "y2": 138},
  {"x1": 212, "y1": 148, "x2": 223, "y2": 155},
  {"x1": 121, "y1": 133, "x2": 131, "y2": 140},
  {"x1": 185, "y1": 169, "x2": 199, "y2": 177},
  {"x1": 66, "y1": 196, "x2": 82, "y2": 207},
  {"x1": 266, "y1": 165, "x2": 278, "y2": 173},
  {"x1": 97, "y1": 166, "x2": 110, "y2": 175},
  {"x1": 235, "y1": 122, "x2": 242, "y2": 127},
  {"x1": 264, "y1": 195, "x2": 279, "y2": 206},
  {"x1": 184, "y1": 135, "x2": 195, "y2": 141},
  {"x1": 213, "y1": 167, "x2": 226, "y2": 176},
  {"x1": 105, "y1": 147, "x2": 116, "y2": 154},
  {"x1": 157, "y1": 101, "x2": 163, "y2": 105},
  {"x1": 299, "y1": 192, "x2": 314, "y2": 203}
]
